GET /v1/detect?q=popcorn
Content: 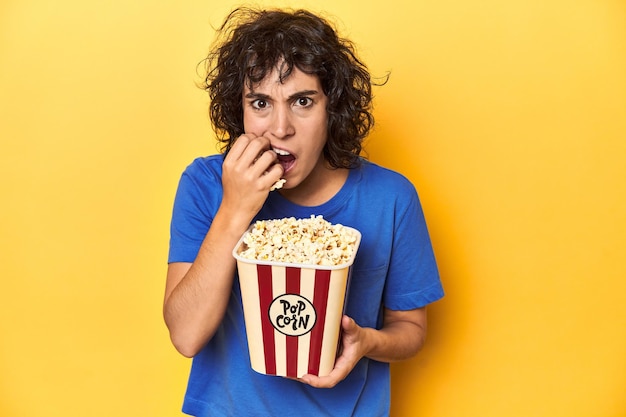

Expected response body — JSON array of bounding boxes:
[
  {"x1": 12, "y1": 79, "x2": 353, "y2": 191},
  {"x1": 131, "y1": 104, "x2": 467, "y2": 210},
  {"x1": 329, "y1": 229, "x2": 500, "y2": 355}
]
[
  {"x1": 270, "y1": 178, "x2": 286, "y2": 191},
  {"x1": 238, "y1": 216, "x2": 358, "y2": 266}
]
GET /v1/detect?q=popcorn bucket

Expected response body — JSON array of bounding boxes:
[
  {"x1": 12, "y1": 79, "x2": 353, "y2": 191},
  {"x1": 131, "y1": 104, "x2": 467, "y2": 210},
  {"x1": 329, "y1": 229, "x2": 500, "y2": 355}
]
[{"x1": 233, "y1": 225, "x2": 361, "y2": 378}]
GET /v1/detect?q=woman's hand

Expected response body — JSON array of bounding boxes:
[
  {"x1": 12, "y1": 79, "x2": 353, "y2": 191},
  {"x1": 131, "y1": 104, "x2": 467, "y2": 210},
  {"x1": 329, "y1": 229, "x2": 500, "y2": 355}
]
[
  {"x1": 221, "y1": 133, "x2": 284, "y2": 220},
  {"x1": 299, "y1": 308, "x2": 427, "y2": 388},
  {"x1": 299, "y1": 315, "x2": 370, "y2": 388}
]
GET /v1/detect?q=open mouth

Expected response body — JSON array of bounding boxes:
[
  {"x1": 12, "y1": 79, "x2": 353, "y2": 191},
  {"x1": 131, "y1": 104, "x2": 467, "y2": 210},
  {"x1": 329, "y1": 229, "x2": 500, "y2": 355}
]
[{"x1": 273, "y1": 147, "x2": 296, "y2": 173}]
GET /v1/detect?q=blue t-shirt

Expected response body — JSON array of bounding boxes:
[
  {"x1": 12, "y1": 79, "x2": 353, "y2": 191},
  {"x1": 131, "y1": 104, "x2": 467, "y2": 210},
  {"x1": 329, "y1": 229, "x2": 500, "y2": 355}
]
[{"x1": 168, "y1": 155, "x2": 444, "y2": 417}]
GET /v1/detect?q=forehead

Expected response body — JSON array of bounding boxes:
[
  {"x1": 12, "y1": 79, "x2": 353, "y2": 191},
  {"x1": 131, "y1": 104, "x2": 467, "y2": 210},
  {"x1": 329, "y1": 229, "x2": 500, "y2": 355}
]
[{"x1": 244, "y1": 66, "x2": 323, "y2": 94}]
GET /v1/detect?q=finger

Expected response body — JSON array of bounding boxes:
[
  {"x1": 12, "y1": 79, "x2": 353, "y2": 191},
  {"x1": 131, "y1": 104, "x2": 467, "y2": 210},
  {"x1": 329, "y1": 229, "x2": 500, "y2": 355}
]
[
  {"x1": 248, "y1": 150, "x2": 280, "y2": 182},
  {"x1": 253, "y1": 146, "x2": 278, "y2": 167},
  {"x1": 238, "y1": 137, "x2": 272, "y2": 167},
  {"x1": 264, "y1": 163, "x2": 286, "y2": 191},
  {"x1": 299, "y1": 373, "x2": 334, "y2": 388},
  {"x1": 227, "y1": 133, "x2": 257, "y2": 160},
  {"x1": 299, "y1": 366, "x2": 347, "y2": 389},
  {"x1": 227, "y1": 134, "x2": 272, "y2": 169},
  {"x1": 341, "y1": 315, "x2": 358, "y2": 333}
]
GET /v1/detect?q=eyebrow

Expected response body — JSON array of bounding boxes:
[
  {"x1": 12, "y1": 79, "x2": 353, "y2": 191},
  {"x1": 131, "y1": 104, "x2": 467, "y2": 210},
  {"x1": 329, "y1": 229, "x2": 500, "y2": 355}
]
[{"x1": 244, "y1": 90, "x2": 320, "y2": 101}]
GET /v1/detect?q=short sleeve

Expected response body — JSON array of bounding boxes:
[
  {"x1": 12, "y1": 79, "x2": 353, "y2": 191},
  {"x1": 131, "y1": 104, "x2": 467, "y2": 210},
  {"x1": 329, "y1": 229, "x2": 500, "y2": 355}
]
[
  {"x1": 383, "y1": 184, "x2": 444, "y2": 310},
  {"x1": 168, "y1": 157, "x2": 224, "y2": 263}
]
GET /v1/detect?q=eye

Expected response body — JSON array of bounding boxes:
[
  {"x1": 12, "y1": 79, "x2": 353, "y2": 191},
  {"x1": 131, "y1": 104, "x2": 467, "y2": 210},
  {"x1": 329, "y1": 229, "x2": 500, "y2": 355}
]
[
  {"x1": 294, "y1": 97, "x2": 313, "y2": 107},
  {"x1": 251, "y1": 99, "x2": 268, "y2": 110}
]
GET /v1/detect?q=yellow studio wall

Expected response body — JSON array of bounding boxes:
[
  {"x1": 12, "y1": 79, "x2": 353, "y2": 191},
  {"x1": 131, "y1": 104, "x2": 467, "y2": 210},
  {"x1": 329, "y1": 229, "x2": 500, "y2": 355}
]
[{"x1": 1, "y1": 0, "x2": 624, "y2": 416}]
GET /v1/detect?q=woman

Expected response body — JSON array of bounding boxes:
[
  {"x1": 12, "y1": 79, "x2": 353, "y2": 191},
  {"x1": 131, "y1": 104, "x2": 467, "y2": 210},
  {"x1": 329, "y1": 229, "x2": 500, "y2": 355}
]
[{"x1": 164, "y1": 8, "x2": 444, "y2": 416}]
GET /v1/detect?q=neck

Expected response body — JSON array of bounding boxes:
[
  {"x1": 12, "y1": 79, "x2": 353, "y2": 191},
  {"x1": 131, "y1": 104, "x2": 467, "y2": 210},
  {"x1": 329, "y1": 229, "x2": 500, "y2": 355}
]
[{"x1": 279, "y1": 162, "x2": 349, "y2": 207}]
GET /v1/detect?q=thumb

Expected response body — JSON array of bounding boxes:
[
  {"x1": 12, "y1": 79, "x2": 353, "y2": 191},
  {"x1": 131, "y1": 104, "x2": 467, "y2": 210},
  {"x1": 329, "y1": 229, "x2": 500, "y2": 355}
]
[{"x1": 341, "y1": 315, "x2": 357, "y2": 333}]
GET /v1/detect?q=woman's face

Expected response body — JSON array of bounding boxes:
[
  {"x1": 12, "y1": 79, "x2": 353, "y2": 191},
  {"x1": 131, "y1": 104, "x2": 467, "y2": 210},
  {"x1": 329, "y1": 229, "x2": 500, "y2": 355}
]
[{"x1": 242, "y1": 66, "x2": 329, "y2": 193}]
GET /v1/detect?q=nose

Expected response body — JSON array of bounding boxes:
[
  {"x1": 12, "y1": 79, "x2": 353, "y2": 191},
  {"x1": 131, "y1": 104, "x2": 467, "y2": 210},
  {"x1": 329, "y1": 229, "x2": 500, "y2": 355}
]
[{"x1": 268, "y1": 105, "x2": 295, "y2": 140}]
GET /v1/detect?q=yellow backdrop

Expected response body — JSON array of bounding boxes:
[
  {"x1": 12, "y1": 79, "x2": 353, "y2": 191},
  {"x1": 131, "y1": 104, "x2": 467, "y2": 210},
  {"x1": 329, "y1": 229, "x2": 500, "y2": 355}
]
[{"x1": 1, "y1": 0, "x2": 625, "y2": 416}]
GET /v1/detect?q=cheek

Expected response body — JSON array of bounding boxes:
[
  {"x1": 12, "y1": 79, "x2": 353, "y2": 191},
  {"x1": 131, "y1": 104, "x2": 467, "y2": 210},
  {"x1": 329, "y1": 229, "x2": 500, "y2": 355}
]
[
  {"x1": 242, "y1": 112, "x2": 262, "y2": 135},
  {"x1": 314, "y1": 118, "x2": 329, "y2": 147}
]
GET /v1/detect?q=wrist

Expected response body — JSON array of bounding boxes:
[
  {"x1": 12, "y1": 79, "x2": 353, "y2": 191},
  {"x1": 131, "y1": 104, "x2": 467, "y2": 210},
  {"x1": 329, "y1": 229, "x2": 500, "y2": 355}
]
[
  {"x1": 212, "y1": 206, "x2": 254, "y2": 239},
  {"x1": 361, "y1": 326, "x2": 382, "y2": 360}
]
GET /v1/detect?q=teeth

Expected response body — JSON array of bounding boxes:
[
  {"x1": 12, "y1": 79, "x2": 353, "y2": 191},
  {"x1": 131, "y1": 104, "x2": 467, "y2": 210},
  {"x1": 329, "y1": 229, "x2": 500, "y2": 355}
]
[{"x1": 273, "y1": 147, "x2": 291, "y2": 156}]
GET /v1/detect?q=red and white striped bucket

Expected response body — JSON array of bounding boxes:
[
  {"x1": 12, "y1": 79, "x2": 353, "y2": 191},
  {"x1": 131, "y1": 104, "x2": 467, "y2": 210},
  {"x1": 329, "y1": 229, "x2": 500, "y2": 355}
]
[{"x1": 233, "y1": 226, "x2": 361, "y2": 378}]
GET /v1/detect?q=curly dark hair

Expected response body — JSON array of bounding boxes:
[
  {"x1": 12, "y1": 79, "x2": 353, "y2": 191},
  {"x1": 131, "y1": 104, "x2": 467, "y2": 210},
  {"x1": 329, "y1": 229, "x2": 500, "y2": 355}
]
[{"x1": 201, "y1": 7, "x2": 384, "y2": 168}]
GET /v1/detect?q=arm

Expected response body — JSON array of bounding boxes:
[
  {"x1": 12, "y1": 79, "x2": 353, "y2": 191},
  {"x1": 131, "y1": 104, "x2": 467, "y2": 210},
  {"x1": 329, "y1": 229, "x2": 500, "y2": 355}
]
[
  {"x1": 300, "y1": 307, "x2": 427, "y2": 388},
  {"x1": 163, "y1": 134, "x2": 283, "y2": 357},
  {"x1": 163, "y1": 208, "x2": 252, "y2": 357}
]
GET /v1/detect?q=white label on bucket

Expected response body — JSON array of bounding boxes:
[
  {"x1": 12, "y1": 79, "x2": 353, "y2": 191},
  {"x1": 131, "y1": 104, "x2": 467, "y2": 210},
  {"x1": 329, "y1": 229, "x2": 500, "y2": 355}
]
[{"x1": 268, "y1": 294, "x2": 317, "y2": 337}]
